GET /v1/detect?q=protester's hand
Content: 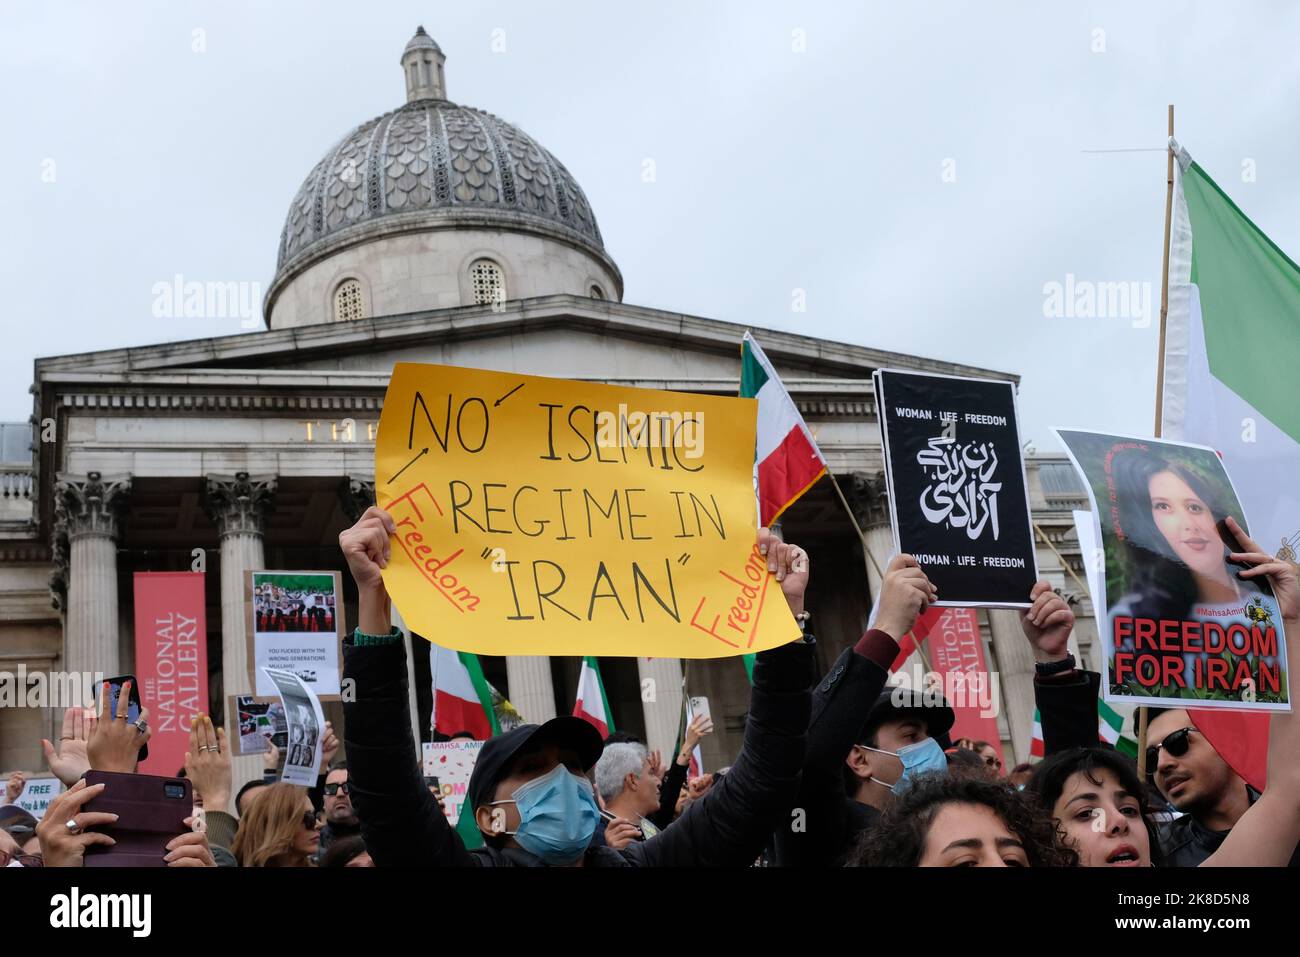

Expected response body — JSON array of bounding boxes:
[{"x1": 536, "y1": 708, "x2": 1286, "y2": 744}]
[
  {"x1": 36, "y1": 780, "x2": 117, "y2": 867},
  {"x1": 646, "y1": 749, "x2": 663, "y2": 783},
  {"x1": 875, "y1": 554, "x2": 937, "y2": 641},
  {"x1": 261, "y1": 734, "x2": 281, "y2": 772},
  {"x1": 1020, "y1": 580, "x2": 1075, "y2": 663},
  {"x1": 4, "y1": 770, "x2": 24, "y2": 805},
  {"x1": 42, "y1": 707, "x2": 97, "y2": 787},
  {"x1": 319, "y1": 721, "x2": 340, "y2": 771},
  {"x1": 758, "y1": 527, "x2": 810, "y2": 617},
  {"x1": 165, "y1": 819, "x2": 216, "y2": 867},
  {"x1": 184, "y1": 716, "x2": 231, "y2": 814},
  {"x1": 1229, "y1": 516, "x2": 1300, "y2": 624},
  {"x1": 679, "y1": 714, "x2": 713, "y2": 764},
  {"x1": 87, "y1": 681, "x2": 151, "y2": 774},
  {"x1": 340, "y1": 506, "x2": 397, "y2": 634},
  {"x1": 687, "y1": 773, "x2": 713, "y2": 799},
  {"x1": 340, "y1": 506, "x2": 395, "y2": 595},
  {"x1": 603, "y1": 817, "x2": 642, "y2": 851}
]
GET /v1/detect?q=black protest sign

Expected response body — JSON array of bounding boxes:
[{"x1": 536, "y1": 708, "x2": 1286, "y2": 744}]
[{"x1": 875, "y1": 369, "x2": 1038, "y2": 607}]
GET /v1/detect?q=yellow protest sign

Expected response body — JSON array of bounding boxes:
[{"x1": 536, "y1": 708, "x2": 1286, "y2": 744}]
[{"x1": 374, "y1": 362, "x2": 800, "y2": 657}]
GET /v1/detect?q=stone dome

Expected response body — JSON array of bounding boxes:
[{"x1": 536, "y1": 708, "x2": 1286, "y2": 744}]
[{"x1": 269, "y1": 27, "x2": 617, "y2": 316}]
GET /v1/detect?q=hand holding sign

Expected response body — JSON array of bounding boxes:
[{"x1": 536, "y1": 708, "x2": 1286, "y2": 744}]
[
  {"x1": 339, "y1": 506, "x2": 397, "y2": 636},
  {"x1": 373, "y1": 362, "x2": 799, "y2": 658},
  {"x1": 875, "y1": 554, "x2": 937, "y2": 642},
  {"x1": 1229, "y1": 516, "x2": 1300, "y2": 624},
  {"x1": 1019, "y1": 580, "x2": 1075, "y2": 663}
]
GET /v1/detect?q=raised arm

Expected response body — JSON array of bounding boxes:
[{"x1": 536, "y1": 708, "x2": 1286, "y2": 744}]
[
  {"x1": 339, "y1": 506, "x2": 476, "y2": 868},
  {"x1": 1020, "y1": 581, "x2": 1100, "y2": 756},
  {"x1": 1202, "y1": 516, "x2": 1300, "y2": 867},
  {"x1": 773, "y1": 553, "x2": 932, "y2": 866},
  {"x1": 630, "y1": 530, "x2": 815, "y2": 867}
]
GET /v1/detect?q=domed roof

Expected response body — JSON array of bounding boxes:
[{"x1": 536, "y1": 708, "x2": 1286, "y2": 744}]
[{"x1": 275, "y1": 29, "x2": 606, "y2": 276}]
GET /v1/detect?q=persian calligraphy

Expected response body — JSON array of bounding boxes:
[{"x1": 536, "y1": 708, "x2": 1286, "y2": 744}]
[{"x1": 916, "y1": 436, "x2": 1002, "y2": 540}]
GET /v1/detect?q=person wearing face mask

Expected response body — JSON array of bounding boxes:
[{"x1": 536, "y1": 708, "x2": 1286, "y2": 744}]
[
  {"x1": 773, "y1": 553, "x2": 954, "y2": 867},
  {"x1": 338, "y1": 507, "x2": 817, "y2": 868}
]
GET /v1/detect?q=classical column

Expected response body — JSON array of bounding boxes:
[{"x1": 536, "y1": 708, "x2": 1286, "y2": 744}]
[
  {"x1": 987, "y1": 608, "x2": 1036, "y2": 766},
  {"x1": 637, "y1": 657, "x2": 684, "y2": 757},
  {"x1": 506, "y1": 657, "x2": 557, "y2": 724},
  {"x1": 54, "y1": 472, "x2": 131, "y2": 680},
  {"x1": 204, "y1": 472, "x2": 276, "y2": 784}
]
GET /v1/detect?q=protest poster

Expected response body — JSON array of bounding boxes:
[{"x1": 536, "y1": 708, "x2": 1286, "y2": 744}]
[
  {"x1": 228, "y1": 694, "x2": 288, "y2": 756},
  {"x1": 874, "y1": 369, "x2": 1038, "y2": 607},
  {"x1": 261, "y1": 668, "x2": 325, "y2": 786},
  {"x1": 422, "y1": 739, "x2": 484, "y2": 826},
  {"x1": 246, "y1": 571, "x2": 344, "y2": 699},
  {"x1": 374, "y1": 361, "x2": 800, "y2": 657},
  {"x1": 1054, "y1": 429, "x2": 1290, "y2": 711},
  {"x1": 132, "y1": 572, "x2": 208, "y2": 777},
  {"x1": 6, "y1": 775, "x2": 64, "y2": 821}
]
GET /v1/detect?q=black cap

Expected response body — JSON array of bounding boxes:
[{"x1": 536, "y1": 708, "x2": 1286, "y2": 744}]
[
  {"x1": 0, "y1": 805, "x2": 37, "y2": 839},
  {"x1": 465, "y1": 716, "x2": 605, "y2": 814},
  {"x1": 857, "y1": 687, "x2": 956, "y2": 744}
]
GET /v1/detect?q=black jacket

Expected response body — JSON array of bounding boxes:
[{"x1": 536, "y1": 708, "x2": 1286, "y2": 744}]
[
  {"x1": 772, "y1": 643, "x2": 892, "y2": 867},
  {"x1": 342, "y1": 633, "x2": 815, "y2": 867},
  {"x1": 1034, "y1": 669, "x2": 1104, "y2": 756}
]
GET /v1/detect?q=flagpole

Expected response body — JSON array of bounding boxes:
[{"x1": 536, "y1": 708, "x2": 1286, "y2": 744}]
[
  {"x1": 1138, "y1": 104, "x2": 1176, "y2": 782},
  {"x1": 1031, "y1": 521, "x2": 1093, "y2": 598}
]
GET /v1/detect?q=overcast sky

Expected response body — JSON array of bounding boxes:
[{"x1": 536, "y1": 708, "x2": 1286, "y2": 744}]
[{"x1": 4, "y1": 0, "x2": 1299, "y2": 449}]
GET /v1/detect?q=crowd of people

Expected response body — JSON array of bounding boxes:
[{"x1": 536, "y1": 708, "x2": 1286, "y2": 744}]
[{"x1": 3, "y1": 504, "x2": 1299, "y2": 869}]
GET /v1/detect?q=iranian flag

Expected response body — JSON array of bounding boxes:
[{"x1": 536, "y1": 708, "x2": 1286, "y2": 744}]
[
  {"x1": 741, "y1": 331, "x2": 828, "y2": 525},
  {"x1": 431, "y1": 643, "x2": 499, "y2": 741},
  {"x1": 573, "y1": 656, "x2": 614, "y2": 738},
  {"x1": 1162, "y1": 143, "x2": 1300, "y2": 564}
]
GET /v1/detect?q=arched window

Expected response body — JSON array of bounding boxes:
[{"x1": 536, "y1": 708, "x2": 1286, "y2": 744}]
[
  {"x1": 333, "y1": 279, "x2": 365, "y2": 321},
  {"x1": 470, "y1": 259, "x2": 506, "y2": 306},
  {"x1": 589, "y1": 284, "x2": 605, "y2": 300}
]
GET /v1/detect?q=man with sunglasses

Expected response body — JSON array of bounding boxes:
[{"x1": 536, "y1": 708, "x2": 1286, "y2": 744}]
[
  {"x1": 316, "y1": 763, "x2": 361, "y2": 862},
  {"x1": 1143, "y1": 709, "x2": 1298, "y2": 867}
]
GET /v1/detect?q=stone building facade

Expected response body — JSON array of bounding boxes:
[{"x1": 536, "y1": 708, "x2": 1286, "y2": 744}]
[{"x1": 0, "y1": 29, "x2": 1104, "y2": 783}]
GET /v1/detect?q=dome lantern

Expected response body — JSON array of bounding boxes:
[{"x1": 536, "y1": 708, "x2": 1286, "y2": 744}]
[{"x1": 401, "y1": 25, "x2": 446, "y2": 102}]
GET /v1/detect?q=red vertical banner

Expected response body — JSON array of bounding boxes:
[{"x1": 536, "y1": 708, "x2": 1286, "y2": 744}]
[
  {"x1": 133, "y1": 572, "x2": 209, "y2": 777},
  {"x1": 896, "y1": 607, "x2": 1006, "y2": 772}
]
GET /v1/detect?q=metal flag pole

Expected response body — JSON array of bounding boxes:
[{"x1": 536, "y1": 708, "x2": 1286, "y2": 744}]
[{"x1": 1138, "y1": 104, "x2": 1177, "y2": 781}]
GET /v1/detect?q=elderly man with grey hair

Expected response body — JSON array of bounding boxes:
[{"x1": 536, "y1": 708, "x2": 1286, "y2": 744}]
[{"x1": 592, "y1": 742, "x2": 664, "y2": 850}]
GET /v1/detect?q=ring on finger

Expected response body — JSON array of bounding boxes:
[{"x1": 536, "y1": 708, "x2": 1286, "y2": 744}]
[{"x1": 65, "y1": 818, "x2": 82, "y2": 835}]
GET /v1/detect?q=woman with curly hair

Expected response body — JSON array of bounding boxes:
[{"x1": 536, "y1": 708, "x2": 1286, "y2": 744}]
[
  {"x1": 845, "y1": 773, "x2": 1077, "y2": 867},
  {"x1": 230, "y1": 782, "x2": 322, "y2": 867}
]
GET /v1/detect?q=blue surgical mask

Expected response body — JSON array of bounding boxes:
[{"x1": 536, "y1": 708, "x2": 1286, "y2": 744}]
[
  {"x1": 861, "y1": 737, "x2": 948, "y2": 795},
  {"x1": 488, "y1": 763, "x2": 600, "y2": 865}
]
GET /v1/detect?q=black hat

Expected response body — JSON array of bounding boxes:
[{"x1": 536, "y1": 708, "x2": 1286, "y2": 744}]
[
  {"x1": 857, "y1": 687, "x2": 956, "y2": 744},
  {"x1": 0, "y1": 805, "x2": 37, "y2": 840},
  {"x1": 465, "y1": 716, "x2": 605, "y2": 814}
]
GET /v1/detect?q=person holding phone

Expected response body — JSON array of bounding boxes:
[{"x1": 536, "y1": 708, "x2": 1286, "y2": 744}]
[{"x1": 34, "y1": 682, "x2": 216, "y2": 867}]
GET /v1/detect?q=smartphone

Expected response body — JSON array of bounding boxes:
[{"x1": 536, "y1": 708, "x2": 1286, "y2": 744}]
[
  {"x1": 423, "y1": 775, "x2": 441, "y2": 791},
  {"x1": 82, "y1": 770, "x2": 191, "y2": 867},
  {"x1": 688, "y1": 696, "x2": 711, "y2": 722},
  {"x1": 101, "y1": 675, "x2": 149, "y2": 762}
]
